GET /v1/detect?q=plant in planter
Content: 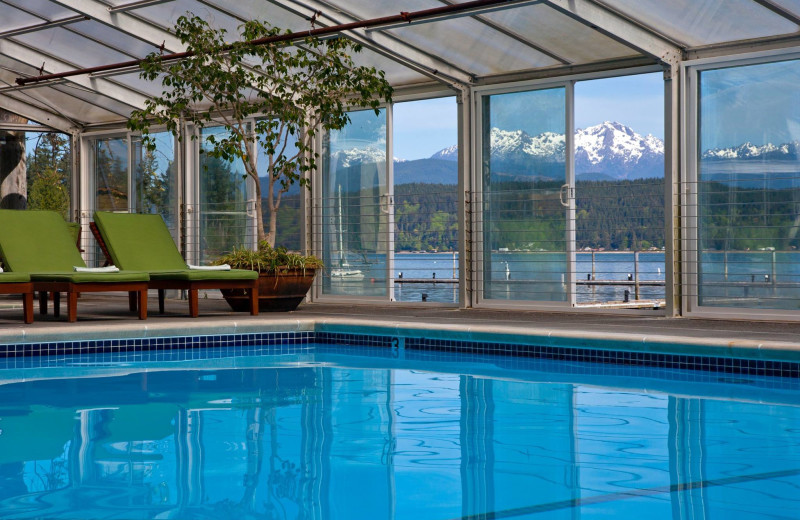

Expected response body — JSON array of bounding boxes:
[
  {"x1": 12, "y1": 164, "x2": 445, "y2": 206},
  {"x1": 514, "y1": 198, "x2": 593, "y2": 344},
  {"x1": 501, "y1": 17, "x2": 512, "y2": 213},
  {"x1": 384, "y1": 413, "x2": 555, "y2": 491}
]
[
  {"x1": 216, "y1": 241, "x2": 324, "y2": 311},
  {"x1": 127, "y1": 14, "x2": 394, "y2": 248}
]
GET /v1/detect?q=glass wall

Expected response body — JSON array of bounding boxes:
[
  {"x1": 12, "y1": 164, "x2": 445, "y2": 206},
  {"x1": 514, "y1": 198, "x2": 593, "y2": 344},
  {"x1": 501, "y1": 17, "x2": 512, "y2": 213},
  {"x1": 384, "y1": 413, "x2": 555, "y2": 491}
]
[
  {"x1": 256, "y1": 120, "x2": 302, "y2": 251},
  {"x1": 393, "y1": 97, "x2": 459, "y2": 304},
  {"x1": 132, "y1": 132, "x2": 178, "y2": 240},
  {"x1": 321, "y1": 108, "x2": 388, "y2": 298},
  {"x1": 480, "y1": 87, "x2": 568, "y2": 302},
  {"x1": 574, "y1": 73, "x2": 666, "y2": 308},
  {"x1": 93, "y1": 136, "x2": 129, "y2": 212},
  {"x1": 24, "y1": 132, "x2": 72, "y2": 219},
  {"x1": 197, "y1": 127, "x2": 250, "y2": 263},
  {"x1": 697, "y1": 59, "x2": 800, "y2": 310}
]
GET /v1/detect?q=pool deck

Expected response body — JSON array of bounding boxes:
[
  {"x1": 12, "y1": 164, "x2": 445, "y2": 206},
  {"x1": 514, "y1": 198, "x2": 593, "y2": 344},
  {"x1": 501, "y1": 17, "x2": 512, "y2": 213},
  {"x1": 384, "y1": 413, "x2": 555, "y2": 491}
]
[{"x1": 1, "y1": 294, "x2": 800, "y2": 360}]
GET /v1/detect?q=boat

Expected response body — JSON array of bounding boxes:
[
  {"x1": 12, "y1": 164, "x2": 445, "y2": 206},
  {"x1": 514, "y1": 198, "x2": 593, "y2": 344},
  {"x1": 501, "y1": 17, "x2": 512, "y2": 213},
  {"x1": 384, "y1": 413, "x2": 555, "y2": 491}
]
[{"x1": 331, "y1": 185, "x2": 365, "y2": 279}]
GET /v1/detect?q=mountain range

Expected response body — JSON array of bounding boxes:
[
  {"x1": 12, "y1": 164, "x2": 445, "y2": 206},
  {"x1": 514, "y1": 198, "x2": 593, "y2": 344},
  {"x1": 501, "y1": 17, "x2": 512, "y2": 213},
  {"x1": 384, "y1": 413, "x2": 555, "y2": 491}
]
[
  {"x1": 327, "y1": 121, "x2": 800, "y2": 186},
  {"x1": 333, "y1": 121, "x2": 666, "y2": 184},
  {"x1": 428, "y1": 121, "x2": 664, "y2": 182}
]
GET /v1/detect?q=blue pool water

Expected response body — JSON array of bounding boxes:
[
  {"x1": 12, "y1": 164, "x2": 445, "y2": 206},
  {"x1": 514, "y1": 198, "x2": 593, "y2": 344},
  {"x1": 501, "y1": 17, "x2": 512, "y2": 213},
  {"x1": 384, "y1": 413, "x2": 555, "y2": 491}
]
[{"x1": 1, "y1": 345, "x2": 799, "y2": 519}]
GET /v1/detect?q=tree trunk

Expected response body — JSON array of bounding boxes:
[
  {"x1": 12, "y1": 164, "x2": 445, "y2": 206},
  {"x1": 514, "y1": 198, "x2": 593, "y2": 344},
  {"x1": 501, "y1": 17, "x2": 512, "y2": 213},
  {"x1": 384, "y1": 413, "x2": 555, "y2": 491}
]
[
  {"x1": 249, "y1": 155, "x2": 266, "y2": 245},
  {"x1": 0, "y1": 110, "x2": 27, "y2": 209}
]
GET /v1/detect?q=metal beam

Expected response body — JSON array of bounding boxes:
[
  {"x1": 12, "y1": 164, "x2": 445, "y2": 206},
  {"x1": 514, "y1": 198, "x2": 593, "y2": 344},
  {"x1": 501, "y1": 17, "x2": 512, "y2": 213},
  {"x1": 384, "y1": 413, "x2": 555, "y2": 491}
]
[
  {"x1": 751, "y1": 0, "x2": 800, "y2": 27},
  {"x1": 4, "y1": 2, "x2": 146, "y2": 61},
  {"x1": 0, "y1": 94, "x2": 76, "y2": 132},
  {"x1": 0, "y1": 79, "x2": 67, "y2": 93},
  {"x1": 475, "y1": 55, "x2": 658, "y2": 86},
  {"x1": 686, "y1": 33, "x2": 800, "y2": 60},
  {"x1": 49, "y1": 0, "x2": 184, "y2": 52},
  {"x1": 542, "y1": 0, "x2": 684, "y2": 66},
  {"x1": 0, "y1": 38, "x2": 149, "y2": 109},
  {"x1": 264, "y1": 0, "x2": 475, "y2": 86},
  {"x1": 0, "y1": 14, "x2": 89, "y2": 39},
  {"x1": 0, "y1": 122, "x2": 54, "y2": 132},
  {"x1": 365, "y1": 0, "x2": 543, "y2": 31},
  {"x1": 436, "y1": 0, "x2": 571, "y2": 65},
  {"x1": 108, "y1": 0, "x2": 175, "y2": 14}
]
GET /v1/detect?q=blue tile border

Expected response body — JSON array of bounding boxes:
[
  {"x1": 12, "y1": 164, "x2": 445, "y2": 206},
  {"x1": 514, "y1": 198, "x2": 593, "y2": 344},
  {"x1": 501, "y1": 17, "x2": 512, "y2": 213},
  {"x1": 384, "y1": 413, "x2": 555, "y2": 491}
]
[{"x1": 1, "y1": 329, "x2": 799, "y2": 379}]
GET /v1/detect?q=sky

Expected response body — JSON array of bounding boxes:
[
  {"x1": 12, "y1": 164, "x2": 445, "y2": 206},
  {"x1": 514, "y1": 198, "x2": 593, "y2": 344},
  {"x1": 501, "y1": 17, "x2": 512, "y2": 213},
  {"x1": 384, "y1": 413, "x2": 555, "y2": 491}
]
[
  {"x1": 392, "y1": 72, "x2": 665, "y2": 161},
  {"x1": 699, "y1": 59, "x2": 800, "y2": 149}
]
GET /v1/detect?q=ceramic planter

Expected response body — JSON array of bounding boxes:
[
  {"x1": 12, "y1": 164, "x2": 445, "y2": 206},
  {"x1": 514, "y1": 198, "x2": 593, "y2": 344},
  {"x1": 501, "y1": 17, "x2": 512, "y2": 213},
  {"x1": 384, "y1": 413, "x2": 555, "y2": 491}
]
[{"x1": 221, "y1": 268, "x2": 316, "y2": 312}]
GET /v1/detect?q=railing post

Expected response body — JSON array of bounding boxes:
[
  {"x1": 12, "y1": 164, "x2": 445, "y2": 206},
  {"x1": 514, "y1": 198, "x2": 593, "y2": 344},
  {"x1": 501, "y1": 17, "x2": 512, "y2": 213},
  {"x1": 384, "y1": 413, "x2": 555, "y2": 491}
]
[
  {"x1": 772, "y1": 250, "x2": 777, "y2": 297},
  {"x1": 634, "y1": 250, "x2": 640, "y2": 300}
]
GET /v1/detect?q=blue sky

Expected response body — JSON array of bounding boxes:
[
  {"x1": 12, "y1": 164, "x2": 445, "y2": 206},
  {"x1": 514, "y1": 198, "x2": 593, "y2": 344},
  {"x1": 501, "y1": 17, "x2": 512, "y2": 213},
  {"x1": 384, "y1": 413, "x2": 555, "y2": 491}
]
[
  {"x1": 392, "y1": 72, "x2": 665, "y2": 160},
  {"x1": 700, "y1": 59, "x2": 800, "y2": 149}
]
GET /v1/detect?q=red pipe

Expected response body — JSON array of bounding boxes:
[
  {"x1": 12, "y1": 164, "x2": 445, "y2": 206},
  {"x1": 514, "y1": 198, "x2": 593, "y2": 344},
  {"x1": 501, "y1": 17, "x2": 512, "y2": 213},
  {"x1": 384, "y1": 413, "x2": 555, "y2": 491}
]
[{"x1": 15, "y1": 0, "x2": 522, "y2": 86}]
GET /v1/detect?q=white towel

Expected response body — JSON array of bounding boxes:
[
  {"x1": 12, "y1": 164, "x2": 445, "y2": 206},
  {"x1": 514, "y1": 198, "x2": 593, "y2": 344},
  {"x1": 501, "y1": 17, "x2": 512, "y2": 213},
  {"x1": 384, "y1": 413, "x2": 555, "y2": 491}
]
[
  {"x1": 0, "y1": 266, "x2": 3, "y2": 273},
  {"x1": 188, "y1": 264, "x2": 231, "y2": 271},
  {"x1": 74, "y1": 265, "x2": 120, "y2": 273}
]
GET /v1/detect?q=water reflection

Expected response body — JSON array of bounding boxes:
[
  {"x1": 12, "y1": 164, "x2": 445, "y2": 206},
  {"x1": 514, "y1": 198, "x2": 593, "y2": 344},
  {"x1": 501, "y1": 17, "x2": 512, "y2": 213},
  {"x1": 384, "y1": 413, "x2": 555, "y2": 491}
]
[{"x1": 0, "y1": 363, "x2": 799, "y2": 519}]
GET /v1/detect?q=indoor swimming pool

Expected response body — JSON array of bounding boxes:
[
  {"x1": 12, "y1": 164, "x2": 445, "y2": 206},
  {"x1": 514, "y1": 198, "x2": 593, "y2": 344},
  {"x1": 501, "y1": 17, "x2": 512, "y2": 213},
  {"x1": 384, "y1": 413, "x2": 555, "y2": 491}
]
[{"x1": 0, "y1": 341, "x2": 798, "y2": 519}]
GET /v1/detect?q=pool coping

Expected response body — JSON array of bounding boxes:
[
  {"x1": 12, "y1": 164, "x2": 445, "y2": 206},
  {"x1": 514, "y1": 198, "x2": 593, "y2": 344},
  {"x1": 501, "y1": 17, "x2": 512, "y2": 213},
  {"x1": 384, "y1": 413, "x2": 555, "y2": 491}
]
[{"x1": 1, "y1": 314, "x2": 799, "y2": 367}]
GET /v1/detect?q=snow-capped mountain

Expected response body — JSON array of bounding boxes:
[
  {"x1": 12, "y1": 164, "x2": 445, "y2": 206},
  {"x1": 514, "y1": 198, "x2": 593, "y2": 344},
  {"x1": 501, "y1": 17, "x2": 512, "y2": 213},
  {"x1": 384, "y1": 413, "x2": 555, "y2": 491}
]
[
  {"x1": 329, "y1": 146, "x2": 408, "y2": 168},
  {"x1": 575, "y1": 121, "x2": 663, "y2": 179},
  {"x1": 431, "y1": 121, "x2": 664, "y2": 180},
  {"x1": 329, "y1": 146, "x2": 388, "y2": 168},
  {"x1": 430, "y1": 144, "x2": 458, "y2": 160},
  {"x1": 702, "y1": 141, "x2": 800, "y2": 161}
]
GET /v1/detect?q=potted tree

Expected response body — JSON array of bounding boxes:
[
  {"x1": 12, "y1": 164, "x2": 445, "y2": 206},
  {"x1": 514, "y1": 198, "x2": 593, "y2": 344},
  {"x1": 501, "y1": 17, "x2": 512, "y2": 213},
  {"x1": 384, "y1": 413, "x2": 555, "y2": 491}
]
[
  {"x1": 215, "y1": 241, "x2": 324, "y2": 311},
  {"x1": 127, "y1": 14, "x2": 393, "y2": 310}
]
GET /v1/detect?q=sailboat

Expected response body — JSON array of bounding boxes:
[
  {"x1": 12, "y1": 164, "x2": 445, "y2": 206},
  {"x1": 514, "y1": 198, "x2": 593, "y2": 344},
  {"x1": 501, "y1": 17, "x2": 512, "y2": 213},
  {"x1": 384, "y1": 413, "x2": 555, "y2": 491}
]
[{"x1": 331, "y1": 184, "x2": 365, "y2": 279}]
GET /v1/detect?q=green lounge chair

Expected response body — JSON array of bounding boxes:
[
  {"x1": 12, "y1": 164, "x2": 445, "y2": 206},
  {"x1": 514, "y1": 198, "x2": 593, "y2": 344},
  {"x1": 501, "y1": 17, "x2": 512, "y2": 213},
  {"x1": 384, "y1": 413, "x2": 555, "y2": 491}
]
[
  {"x1": 0, "y1": 272, "x2": 33, "y2": 323},
  {"x1": 92, "y1": 211, "x2": 258, "y2": 318},
  {"x1": 0, "y1": 210, "x2": 149, "y2": 322}
]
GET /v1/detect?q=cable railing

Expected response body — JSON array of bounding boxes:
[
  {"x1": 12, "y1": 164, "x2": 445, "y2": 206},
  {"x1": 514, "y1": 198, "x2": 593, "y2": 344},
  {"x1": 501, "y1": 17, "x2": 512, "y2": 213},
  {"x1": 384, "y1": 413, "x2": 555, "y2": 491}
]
[
  {"x1": 682, "y1": 173, "x2": 800, "y2": 312},
  {"x1": 64, "y1": 168, "x2": 800, "y2": 315},
  {"x1": 474, "y1": 178, "x2": 667, "y2": 307},
  {"x1": 315, "y1": 186, "x2": 460, "y2": 302}
]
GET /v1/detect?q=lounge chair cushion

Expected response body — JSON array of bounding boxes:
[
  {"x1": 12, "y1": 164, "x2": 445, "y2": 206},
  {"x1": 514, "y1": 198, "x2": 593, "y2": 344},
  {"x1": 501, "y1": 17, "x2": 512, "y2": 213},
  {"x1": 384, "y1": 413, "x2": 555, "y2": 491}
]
[
  {"x1": 0, "y1": 210, "x2": 148, "y2": 284},
  {"x1": 93, "y1": 212, "x2": 257, "y2": 280},
  {"x1": 0, "y1": 272, "x2": 30, "y2": 283},
  {"x1": 0, "y1": 210, "x2": 87, "y2": 272},
  {"x1": 93, "y1": 211, "x2": 192, "y2": 271}
]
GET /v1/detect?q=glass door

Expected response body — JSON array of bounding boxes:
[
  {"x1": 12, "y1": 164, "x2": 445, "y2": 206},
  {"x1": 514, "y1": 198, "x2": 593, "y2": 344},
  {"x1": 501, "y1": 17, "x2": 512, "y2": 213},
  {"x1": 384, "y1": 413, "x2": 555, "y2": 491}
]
[
  {"x1": 197, "y1": 126, "x2": 251, "y2": 263},
  {"x1": 320, "y1": 108, "x2": 390, "y2": 298},
  {"x1": 132, "y1": 132, "x2": 179, "y2": 243},
  {"x1": 479, "y1": 86, "x2": 574, "y2": 305},
  {"x1": 94, "y1": 136, "x2": 129, "y2": 213}
]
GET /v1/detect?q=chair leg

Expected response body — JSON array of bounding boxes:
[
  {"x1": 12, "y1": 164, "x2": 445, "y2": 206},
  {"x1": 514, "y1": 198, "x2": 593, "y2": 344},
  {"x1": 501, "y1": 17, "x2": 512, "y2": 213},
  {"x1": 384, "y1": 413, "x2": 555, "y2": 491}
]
[
  {"x1": 249, "y1": 286, "x2": 259, "y2": 316},
  {"x1": 128, "y1": 291, "x2": 138, "y2": 312},
  {"x1": 138, "y1": 289, "x2": 147, "y2": 320},
  {"x1": 158, "y1": 289, "x2": 165, "y2": 314},
  {"x1": 53, "y1": 292, "x2": 61, "y2": 318},
  {"x1": 23, "y1": 292, "x2": 33, "y2": 324},
  {"x1": 67, "y1": 292, "x2": 78, "y2": 322},
  {"x1": 38, "y1": 291, "x2": 48, "y2": 315},
  {"x1": 188, "y1": 289, "x2": 199, "y2": 318}
]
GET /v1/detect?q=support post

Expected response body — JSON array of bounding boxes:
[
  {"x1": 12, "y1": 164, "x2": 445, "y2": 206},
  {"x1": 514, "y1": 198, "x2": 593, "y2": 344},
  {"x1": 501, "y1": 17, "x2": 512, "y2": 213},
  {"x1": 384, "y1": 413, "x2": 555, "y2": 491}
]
[
  {"x1": 457, "y1": 84, "x2": 473, "y2": 308},
  {"x1": 664, "y1": 62, "x2": 681, "y2": 317}
]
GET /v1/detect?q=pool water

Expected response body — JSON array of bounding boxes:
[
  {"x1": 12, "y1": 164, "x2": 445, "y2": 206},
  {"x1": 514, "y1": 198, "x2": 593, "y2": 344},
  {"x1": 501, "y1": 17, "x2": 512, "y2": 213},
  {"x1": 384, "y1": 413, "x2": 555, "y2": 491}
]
[{"x1": 0, "y1": 345, "x2": 799, "y2": 519}]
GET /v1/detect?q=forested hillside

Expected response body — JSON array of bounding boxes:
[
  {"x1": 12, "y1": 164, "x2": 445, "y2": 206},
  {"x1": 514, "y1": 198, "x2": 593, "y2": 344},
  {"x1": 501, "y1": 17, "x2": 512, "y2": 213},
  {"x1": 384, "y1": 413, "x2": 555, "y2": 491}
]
[{"x1": 272, "y1": 179, "x2": 667, "y2": 251}]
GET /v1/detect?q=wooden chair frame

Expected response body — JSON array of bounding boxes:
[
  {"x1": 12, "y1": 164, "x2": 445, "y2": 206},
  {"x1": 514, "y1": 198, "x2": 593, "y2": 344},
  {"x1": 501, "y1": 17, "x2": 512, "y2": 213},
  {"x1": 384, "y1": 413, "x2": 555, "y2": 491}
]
[
  {"x1": 2, "y1": 282, "x2": 34, "y2": 324},
  {"x1": 36, "y1": 282, "x2": 148, "y2": 323}
]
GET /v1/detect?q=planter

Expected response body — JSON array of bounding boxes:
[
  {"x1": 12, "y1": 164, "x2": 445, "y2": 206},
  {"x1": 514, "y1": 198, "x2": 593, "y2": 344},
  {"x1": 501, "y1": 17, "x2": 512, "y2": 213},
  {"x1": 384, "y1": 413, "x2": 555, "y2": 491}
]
[{"x1": 222, "y1": 268, "x2": 317, "y2": 312}]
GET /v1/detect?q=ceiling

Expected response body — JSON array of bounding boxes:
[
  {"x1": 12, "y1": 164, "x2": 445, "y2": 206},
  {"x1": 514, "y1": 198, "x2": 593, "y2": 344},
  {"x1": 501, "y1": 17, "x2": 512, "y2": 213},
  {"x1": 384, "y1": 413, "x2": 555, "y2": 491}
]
[{"x1": 1, "y1": 0, "x2": 799, "y2": 132}]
